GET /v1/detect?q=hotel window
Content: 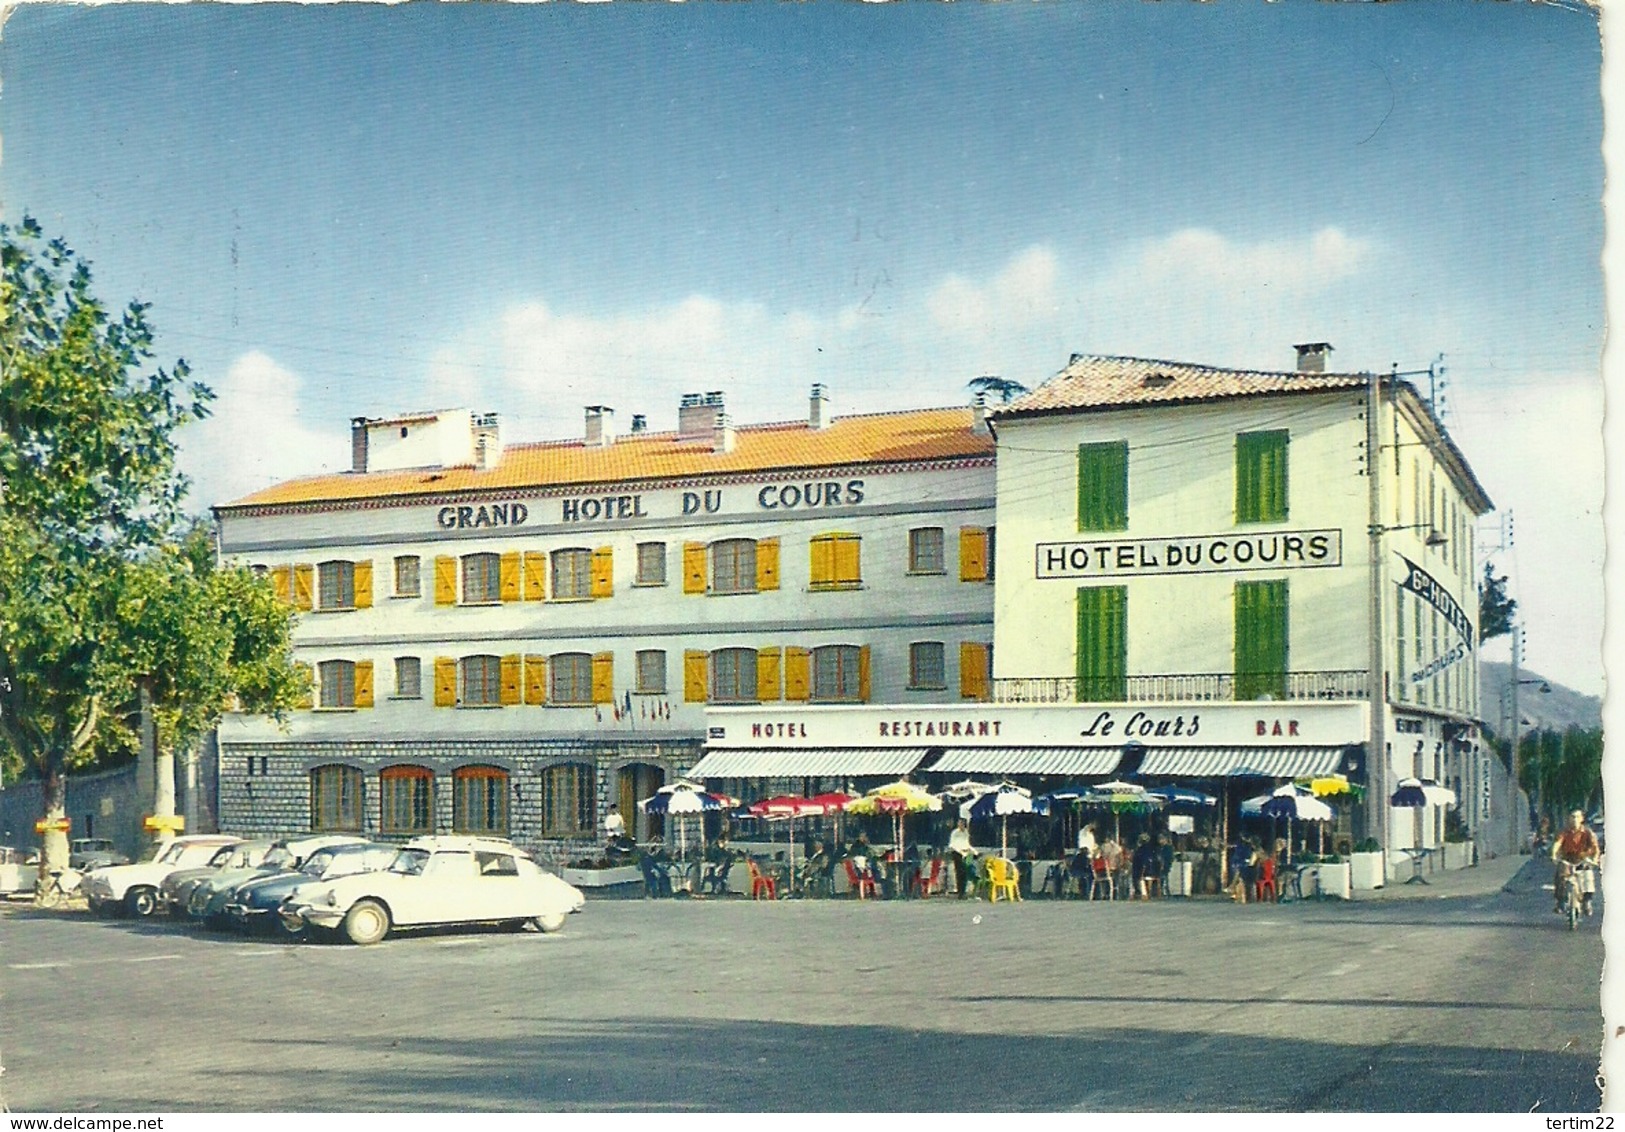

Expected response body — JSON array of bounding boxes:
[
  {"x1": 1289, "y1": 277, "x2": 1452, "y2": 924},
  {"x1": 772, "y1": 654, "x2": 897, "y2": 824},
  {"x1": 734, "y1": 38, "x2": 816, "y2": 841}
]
[
  {"x1": 909, "y1": 642, "x2": 946, "y2": 690},
  {"x1": 460, "y1": 655, "x2": 502, "y2": 707},
  {"x1": 1077, "y1": 442, "x2": 1129, "y2": 532},
  {"x1": 711, "y1": 648, "x2": 758, "y2": 704},
  {"x1": 711, "y1": 539, "x2": 758, "y2": 595},
  {"x1": 317, "y1": 560, "x2": 355, "y2": 610},
  {"x1": 452, "y1": 765, "x2": 509, "y2": 836},
  {"x1": 310, "y1": 765, "x2": 363, "y2": 832},
  {"x1": 1235, "y1": 431, "x2": 1289, "y2": 524},
  {"x1": 394, "y1": 555, "x2": 421, "y2": 598},
  {"x1": 318, "y1": 660, "x2": 356, "y2": 708},
  {"x1": 549, "y1": 652, "x2": 594, "y2": 705},
  {"x1": 636, "y1": 649, "x2": 667, "y2": 695},
  {"x1": 380, "y1": 765, "x2": 433, "y2": 835},
  {"x1": 541, "y1": 763, "x2": 595, "y2": 837},
  {"x1": 908, "y1": 528, "x2": 945, "y2": 574},
  {"x1": 811, "y1": 644, "x2": 865, "y2": 702},
  {"x1": 636, "y1": 542, "x2": 667, "y2": 586},
  {"x1": 809, "y1": 533, "x2": 862, "y2": 590},
  {"x1": 1234, "y1": 579, "x2": 1289, "y2": 700},
  {"x1": 551, "y1": 548, "x2": 593, "y2": 599},
  {"x1": 394, "y1": 657, "x2": 422, "y2": 699},
  {"x1": 461, "y1": 552, "x2": 501, "y2": 603},
  {"x1": 1075, "y1": 586, "x2": 1127, "y2": 702}
]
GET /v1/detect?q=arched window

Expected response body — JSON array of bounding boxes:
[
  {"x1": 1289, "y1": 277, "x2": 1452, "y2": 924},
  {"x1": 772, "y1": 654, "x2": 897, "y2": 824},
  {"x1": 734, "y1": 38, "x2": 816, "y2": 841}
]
[
  {"x1": 811, "y1": 644, "x2": 862, "y2": 702},
  {"x1": 710, "y1": 539, "x2": 757, "y2": 595},
  {"x1": 541, "y1": 762, "x2": 596, "y2": 837},
  {"x1": 380, "y1": 765, "x2": 434, "y2": 834},
  {"x1": 452, "y1": 765, "x2": 509, "y2": 835},
  {"x1": 461, "y1": 552, "x2": 500, "y2": 603},
  {"x1": 710, "y1": 647, "x2": 758, "y2": 704},
  {"x1": 549, "y1": 652, "x2": 594, "y2": 705},
  {"x1": 318, "y1": 660, "x2": 356, "y2": 708},
  {"x1": 310, "y1": 765, "x2": 363, "y2": 832},
  {"x1": 460, "y1": 655, "x2": 501, "y2": 706}
]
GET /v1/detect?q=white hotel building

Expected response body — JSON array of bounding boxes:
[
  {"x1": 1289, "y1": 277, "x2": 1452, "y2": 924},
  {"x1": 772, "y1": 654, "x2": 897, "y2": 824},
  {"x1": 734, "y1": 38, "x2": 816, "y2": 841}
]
[{"x1": 213, "y1": 387, "x2": 997, "y2": 850}]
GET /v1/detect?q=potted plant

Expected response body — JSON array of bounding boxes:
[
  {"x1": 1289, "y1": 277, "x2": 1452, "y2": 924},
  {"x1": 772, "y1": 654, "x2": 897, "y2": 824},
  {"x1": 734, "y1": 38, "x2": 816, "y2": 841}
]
[
  {"x1": 558, "y1": 854, "x2": 644, "y2": 890},
  {"x1": 1349, "y1": 837, "x2": 1385, "y2": 890}
]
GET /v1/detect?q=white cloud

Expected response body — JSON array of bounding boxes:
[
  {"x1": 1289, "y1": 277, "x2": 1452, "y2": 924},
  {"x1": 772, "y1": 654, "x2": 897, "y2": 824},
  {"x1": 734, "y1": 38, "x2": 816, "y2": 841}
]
[
  {"x1": 927, "y1": 245, "x2": 1060, "y2": 337},
  {"x1": 178, "y1": 351, "x2": 346, "y2": 511}
]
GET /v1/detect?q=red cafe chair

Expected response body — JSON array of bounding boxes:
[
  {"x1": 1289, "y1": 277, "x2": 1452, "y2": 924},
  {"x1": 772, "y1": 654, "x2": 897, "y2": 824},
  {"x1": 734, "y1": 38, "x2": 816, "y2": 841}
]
[
  {"x1": 844, "y1": 858, "x2": 877, "y2": 901},
  {"x1": 746, "y1": 858, "x2": 778, "y2": 901},
  {"x1": 912, "y1": 857, "x2": 944, "y2": 898},
  {"x1": 1256, "y1": 856, "x2": 1278, "y2": 903}
]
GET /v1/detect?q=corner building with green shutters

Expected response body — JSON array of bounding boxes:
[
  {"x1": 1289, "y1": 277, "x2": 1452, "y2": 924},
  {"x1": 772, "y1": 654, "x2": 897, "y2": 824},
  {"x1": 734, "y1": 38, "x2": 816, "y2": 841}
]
[{"x1": 985, "y1": 345, "x2": 1495, "y2": 877}]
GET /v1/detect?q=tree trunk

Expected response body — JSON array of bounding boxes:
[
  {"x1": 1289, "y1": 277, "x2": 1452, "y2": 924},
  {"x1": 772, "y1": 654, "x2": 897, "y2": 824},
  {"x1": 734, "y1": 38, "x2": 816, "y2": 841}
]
[{"x1": 36, "y1": 764, "x2": 69, "y2": 901}]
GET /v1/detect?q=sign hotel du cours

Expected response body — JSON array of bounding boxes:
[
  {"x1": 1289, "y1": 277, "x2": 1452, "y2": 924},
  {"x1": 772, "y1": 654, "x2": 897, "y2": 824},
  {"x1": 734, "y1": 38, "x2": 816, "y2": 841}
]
[{"x1": 432, "y1": 479, "x2": 871, "y2": 530}]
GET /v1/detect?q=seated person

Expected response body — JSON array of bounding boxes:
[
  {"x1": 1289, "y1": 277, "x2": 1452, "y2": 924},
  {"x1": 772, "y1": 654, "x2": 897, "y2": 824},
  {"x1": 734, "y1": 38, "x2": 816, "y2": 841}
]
[
  {"x1": 802, "y1": 841, "x2": 834, "y2": 897},
  {"x1": 845, "y1": 835, "x2": 879, "y2": 892},
  {"x1": 1066, "y1": 846, "x2": 1093, "y2": 898},
  {"x1": 638, "y1": 843, "x2": 674, "y2": 898},
  {"x1": 701, "y1": 835, "x2": 738, "y2": 895}
]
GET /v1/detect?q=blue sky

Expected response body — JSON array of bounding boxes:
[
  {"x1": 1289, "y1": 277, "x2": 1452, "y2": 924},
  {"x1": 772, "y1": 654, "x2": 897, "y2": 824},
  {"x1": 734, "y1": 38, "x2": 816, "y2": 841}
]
[{"x1": 0, "y1": 1, "x2": 1606, "y2": 695}]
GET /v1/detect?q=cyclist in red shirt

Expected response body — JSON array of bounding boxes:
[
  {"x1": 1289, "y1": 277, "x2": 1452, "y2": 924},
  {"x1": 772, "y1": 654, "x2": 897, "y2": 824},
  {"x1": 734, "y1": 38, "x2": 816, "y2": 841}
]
[{"x1": 1550, "y1": 810, "x2": 1601, "y2": 917}]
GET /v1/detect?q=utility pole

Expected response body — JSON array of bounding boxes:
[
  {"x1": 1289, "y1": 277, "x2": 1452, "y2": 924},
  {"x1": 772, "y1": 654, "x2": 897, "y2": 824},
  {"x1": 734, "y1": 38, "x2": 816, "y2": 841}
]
[
  {"x1": 1508, "y1": 628, "x2": 1523, "y2": 856},
  {"x1": 1366, "y1": 367, "x2": 1389, "y2": 859}
]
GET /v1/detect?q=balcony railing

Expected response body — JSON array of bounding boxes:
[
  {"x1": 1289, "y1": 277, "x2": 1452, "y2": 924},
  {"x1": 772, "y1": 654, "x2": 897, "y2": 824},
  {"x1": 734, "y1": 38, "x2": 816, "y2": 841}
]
[{"x1": 991, "y1": 670, "x2": 1370, "y2": 705}]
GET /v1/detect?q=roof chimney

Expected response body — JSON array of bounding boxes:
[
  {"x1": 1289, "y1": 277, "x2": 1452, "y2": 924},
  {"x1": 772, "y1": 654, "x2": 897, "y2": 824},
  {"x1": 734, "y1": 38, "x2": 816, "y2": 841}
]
[
  {"x1": 1294, "y1": 342, "x2": 1333, "y2": 374},
  {"x1": 584, "y1": 405, "x2": 616, "y2": 448},
  {"x1": 472, "y1": 412, "x2": 503, "y2": 470},
  {"x1": 809, "y1": 383, "x2": 830, "y2": 431},
  {"x1": 350, "y1": 417, "x2": 369, "y2": 473},
  {"x1": 712, "y1": 411, "x2": 736, "y2": 454},
  {"x1": 630, "y1": 414, "x2": 647, "y2": 435},
  {"x1": 678, "y1": 391, "x2": 723, "y2": 440},
  {"x1": 971, "y1": 393, "x2": 990, "y2": 435}
]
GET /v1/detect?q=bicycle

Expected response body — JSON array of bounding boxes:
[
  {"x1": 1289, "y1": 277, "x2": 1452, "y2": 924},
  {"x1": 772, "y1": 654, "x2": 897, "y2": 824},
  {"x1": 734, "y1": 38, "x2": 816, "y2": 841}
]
[
  {"x1": 34, "y1": 867, "x2": 83, "y2": 909},
  {"x1": 1559, "y1": 861, "x2": 1598, "y2": 931}
]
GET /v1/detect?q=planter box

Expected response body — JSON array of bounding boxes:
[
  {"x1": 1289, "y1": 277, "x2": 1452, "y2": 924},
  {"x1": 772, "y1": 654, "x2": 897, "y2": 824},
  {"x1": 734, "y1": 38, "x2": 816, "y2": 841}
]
[
  {"x1": 1349, "y1": 851, "x2": 1385, "y2": 890},
  {"x1": 559, "y1": 865, "x2": 643, "y2": 888},
  {"x1": 1302, "y1": 862, "x2": 1351, "y2": 900},
  {"x1": 1443, "y1": 841, "x2": 1475, "y2": 870}
]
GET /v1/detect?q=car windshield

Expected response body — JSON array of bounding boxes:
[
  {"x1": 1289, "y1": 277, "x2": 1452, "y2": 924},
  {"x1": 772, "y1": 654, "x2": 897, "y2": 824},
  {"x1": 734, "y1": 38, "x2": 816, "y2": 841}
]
[
  {"x1": 301, "y1": 849, "x2": 338, "y2": 876},
  {"x1": 260, "y1": 847, "x2": 294, "y2": 868},
  {"x1": 154, "y1": 842, "x2": 186, "y2": 865},
  {"x1": 389, "y1": 848, "x2": 431, "y2": 876}
]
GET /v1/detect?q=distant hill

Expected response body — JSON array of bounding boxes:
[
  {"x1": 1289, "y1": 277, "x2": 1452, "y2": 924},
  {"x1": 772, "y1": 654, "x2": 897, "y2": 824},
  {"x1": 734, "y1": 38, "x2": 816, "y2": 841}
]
[{"x1": 1478, "y1": 661, "x2": 1602, "y2": 735}]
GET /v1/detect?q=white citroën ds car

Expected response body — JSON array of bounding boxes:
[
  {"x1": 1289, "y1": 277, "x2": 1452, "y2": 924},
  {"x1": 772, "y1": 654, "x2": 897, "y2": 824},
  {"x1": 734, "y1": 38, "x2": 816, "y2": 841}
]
[{"x1": 280, "y1": 836, "x2": 586, "y2": 945}]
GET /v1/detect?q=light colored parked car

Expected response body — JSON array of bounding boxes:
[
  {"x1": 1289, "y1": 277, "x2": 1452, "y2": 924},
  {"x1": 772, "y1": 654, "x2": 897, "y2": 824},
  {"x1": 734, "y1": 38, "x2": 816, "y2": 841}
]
[
  {"x1": 0, "y1": 847, "x2": 39, "y2": 898},
  {"x1": 81, "y1": 835, "x2": 244, "y2": 918},
  {"x1": 159, "y1": 839, "x2": 281, "y2": 916},
  {"x1": 225, "y1": 842, "x2": 399, "y2": 935},
  {"x1": 280, "y1": 836, "x2": 586, "y2": 945},
  {"x1": 186, "y1": 834, "x2": 370, "y2": 928},
  {"x1": 69, "y1": 838, "x2": 130, "y2": 871}
]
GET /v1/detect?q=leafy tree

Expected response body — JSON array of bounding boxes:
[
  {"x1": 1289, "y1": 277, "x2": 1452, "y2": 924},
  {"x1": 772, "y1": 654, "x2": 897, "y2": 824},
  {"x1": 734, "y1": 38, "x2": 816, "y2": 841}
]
[
  {"x1": 1478, "y1": 561, "x2": 1516, "y2": 642},
  {"x1": 967, "y1": 375, "x2": 1029, "y2": 404},
  {"x1": 1517, "y1": 726, "x2": 1604, "y2": 826},
  {"x1": 0, "y1": 218, "x2": 212, "y2": 873}
]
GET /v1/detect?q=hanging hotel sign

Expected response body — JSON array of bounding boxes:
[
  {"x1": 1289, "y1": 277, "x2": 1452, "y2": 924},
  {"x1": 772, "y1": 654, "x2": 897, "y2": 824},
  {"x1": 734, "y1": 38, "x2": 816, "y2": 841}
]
[
  {"x1": 1397, "y1": 555, "x2": 1474, "y2": 648},
  {"x1": 1035, "y1": 529, "x2": 1342, "y2": 580}
]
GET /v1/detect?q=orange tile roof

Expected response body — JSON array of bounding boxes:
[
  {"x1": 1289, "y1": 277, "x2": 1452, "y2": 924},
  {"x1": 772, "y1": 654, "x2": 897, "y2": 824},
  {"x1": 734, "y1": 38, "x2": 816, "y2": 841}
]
[
  {"x1": 991, "y1": 354, "x2": 1370, "y2": 416},
  {"x1": 220, "y1": 406, "x2": 993, "y2": 510}
]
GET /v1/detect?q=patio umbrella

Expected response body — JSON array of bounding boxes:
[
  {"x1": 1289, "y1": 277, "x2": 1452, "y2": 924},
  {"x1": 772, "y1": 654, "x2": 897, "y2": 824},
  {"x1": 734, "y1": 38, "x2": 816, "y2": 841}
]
[
  {"x1": 640, "y1": 782, "x2": 728, "y2": 860},
  {"x1": 1390, "y1": 778, "x2": 1457, "y2": 808},
  {"x1": 1300, "y1": 773, "x2": 1360, "y2": 799},
  {"x1": 1080, "y1": 781, "x2": 1163, "y2": 843},
  {"x1": 1147, "y1": 785, "x2": 1218, "y2": 809},
  {"x1": 1241, "y1": 784, "x2": 1334, "y2": 862},
  {"x1": 939, "y1": 779, "x2": 997, "y2": 802},
  {"x1": 844, "y1": 780, "x2": 942, "y2": 868},
  {"x1": 747, "y1": 795, "x2": 825, "y2": 876},
  {"x1": 961, "y1": 783, "x2": 1034, "y2": 857},
  {"x1": 809, "y1": 791, "x2": 858, "y2": 849}
]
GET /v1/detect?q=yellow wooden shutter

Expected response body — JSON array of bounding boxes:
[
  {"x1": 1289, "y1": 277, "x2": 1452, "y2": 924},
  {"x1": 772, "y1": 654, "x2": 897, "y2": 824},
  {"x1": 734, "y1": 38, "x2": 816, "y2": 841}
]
[
  {"x1": 524, "y1": 655, "x2": 547, "y2": 705},
  {"x1": 292, "y1": 564, "x2": 315, "y2": 611},
  {"x1": 353, "y1": 560, "x2": 373, "y2": 609},
  {"x1": 960, "y1": 642, "x2": 990, "y2": 701},
  {"x1": 434, "y1": 657, "x2": 458, "y2": 706},
  {"x1": 591, "y1": 547, "x2": 614, "y2": 598},
  {"x1": 756, "y1": 537, "x2": 780, "y2": 591},
  {"x1": 523, "y1": 552, "x2": 547, "y2": 601},
  {"x1": 592, "y1": 652, "x2": 614, "y2": 704},
  {"x1": 434, "y1": 556, "x2": 457, "y2": 605},
  {"x1": 959, "y1": 526, "x2": 989, "y2": 582},
  {"x1": 683, "y1": 542, "x2": 708, "y2": 594},
  {"x1": 293, "y1": 662, "x2": 313, "y2": 709},
  {"x1": 499, "y1": 551, "x2": 521, "y2": 602},
  {"x1": 810, "y1": 537, "x2": 833, "y2": 588},
  {"x1": 684, "y1": 651, "x2": 709, "y2": 702},
  {"x1": 858, "y1": 644, "x2": 872, "y2": 702},
  {"x1": 835, "y1": 536, "x2": 861, "y2": 586},
  {"x1": 270, "y1": 565, "x2": 292, "y2": 605},
  {"x1": 500, "y1": 654, "x2": 522, "y2": 705},
  {"x1": 757, "y1": 647, "x2": 782, "y2": 701},
  {"x1": 784, "y1": 647, "x2": 810, "y2": 702},
  {"x1": 354, "y1": 660, "x2": 374, "y2": 708}
]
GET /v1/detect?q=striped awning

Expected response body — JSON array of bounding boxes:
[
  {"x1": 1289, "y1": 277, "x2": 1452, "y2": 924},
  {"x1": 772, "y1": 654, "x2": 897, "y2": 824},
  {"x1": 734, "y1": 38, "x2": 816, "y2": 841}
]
[
  {"x1": 1135, "y1": 746, "x2": 1346, "y2": 779},
  {"x1": 926, "y1": 747, "x2": 1122, "y2": 776},
  {"x1": 684, "y1": 748, "x2": 926, "y2": 779}
]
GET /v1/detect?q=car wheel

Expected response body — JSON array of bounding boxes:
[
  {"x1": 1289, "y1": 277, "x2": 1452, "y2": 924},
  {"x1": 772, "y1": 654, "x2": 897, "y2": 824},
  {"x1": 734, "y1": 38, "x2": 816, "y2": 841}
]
[
  {"x1": 274, "y1": 916, "x2": 308, "y2": 941},
  {"x1": 342, "y1": 899, "x2": 390, "y2": 946},
  {"x1": 125, "y1": 888, "x2": 158, "y2": 918},
  {"x1": 87, "y1": 897, "x2": 110, "y2": 917},
  {"x1": 533, "y1": 912, "x2": 567, "y2": 934}
]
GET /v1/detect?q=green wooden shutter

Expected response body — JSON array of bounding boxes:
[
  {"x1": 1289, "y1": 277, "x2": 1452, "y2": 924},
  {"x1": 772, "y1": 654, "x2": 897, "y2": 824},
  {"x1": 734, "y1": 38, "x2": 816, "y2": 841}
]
[
  {"x1": 1234, "y1": 580, "x2": 1289, "y2": 700},
  {"x1": 1236, "y1": 430, "x2": 1290, "y2": 523},
  {"x1": 1075, "y1": 586, "x2": 1127, "y2": 702},
  {"x1": 1077, "y1": 442, "x2": 1129, "y2": 532}
]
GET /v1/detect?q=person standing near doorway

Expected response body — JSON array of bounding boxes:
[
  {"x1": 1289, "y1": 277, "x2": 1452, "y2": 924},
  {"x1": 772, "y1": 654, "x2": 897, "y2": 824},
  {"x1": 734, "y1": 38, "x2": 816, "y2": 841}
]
[{"x1": 949, "y1": 819, "x2": 977, "y2": 899}]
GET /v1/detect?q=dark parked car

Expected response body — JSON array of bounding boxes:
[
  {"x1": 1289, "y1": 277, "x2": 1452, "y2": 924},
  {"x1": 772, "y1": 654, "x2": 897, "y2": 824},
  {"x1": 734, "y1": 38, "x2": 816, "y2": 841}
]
[{"x1": 224, "y1": 842, "x2": 399, "y2": 936}]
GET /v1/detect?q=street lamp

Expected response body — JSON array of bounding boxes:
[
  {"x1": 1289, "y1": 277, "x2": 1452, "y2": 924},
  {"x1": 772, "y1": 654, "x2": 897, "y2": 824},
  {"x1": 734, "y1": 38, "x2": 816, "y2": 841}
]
[
  {"x1": 1369, "y1": 522, "x2": 1449, "y2": 548},
  {"x1": 1502, "y1": 628, "x2": 1549, "y2": 853}
]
